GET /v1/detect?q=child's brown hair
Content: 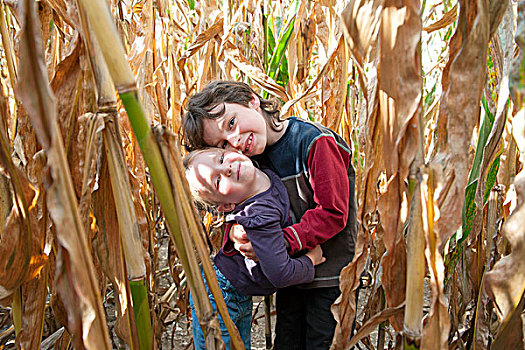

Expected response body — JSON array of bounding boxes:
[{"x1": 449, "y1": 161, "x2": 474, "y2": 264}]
[{"x1": 181, "y1": 81, "x2": 282, "y2": 151}]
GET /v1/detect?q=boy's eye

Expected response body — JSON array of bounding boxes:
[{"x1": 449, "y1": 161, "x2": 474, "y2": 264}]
[
  {"x1": 228, "y1": 117, "x2": 235, "y2": 129},
  {"x1": 216, "y1": 176, "x2": 221, "y2": 189},
  {"x1": 220, "y1": 142, "x2": 227, "y2": 149},
  {"x1": 219, "y1": 153, "x2": 225, "y2": 163}
]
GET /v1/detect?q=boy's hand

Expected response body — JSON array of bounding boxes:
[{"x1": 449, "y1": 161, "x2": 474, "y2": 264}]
[
  {"x1": 230, "y1": 224, "x2": 257, "y2": 260},
  {"x1": 305, "y1": 245, "x2": 326, "y2": 266}
]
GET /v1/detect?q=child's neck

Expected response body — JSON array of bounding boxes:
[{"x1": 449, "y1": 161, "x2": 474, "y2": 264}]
[
  {"x1": 266, "y1": 119, "x2": 289, "y2": 146},
  {"x1": 239, "y1": 168, "x2": 271, "y2": 205}
]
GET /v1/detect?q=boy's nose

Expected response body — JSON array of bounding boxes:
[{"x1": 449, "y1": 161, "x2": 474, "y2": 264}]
[{"x1": 227, "y1": 134, "x2": 243, "y2": 150}]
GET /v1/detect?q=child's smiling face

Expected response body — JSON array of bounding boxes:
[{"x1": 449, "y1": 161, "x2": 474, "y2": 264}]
[
  {"x1": 186, "y1": 149, "x2": 262, "y2": 211},
  {"x1": 201, "y1": 95, "x2": 268, "y2": 157}
]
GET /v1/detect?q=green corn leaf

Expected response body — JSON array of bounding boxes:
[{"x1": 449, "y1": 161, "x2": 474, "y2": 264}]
[
  {"x1": 264, "y1": 0, "x2": 300, "y2": 96},
  {"x1": 445, "y1": 93, "x2": 499, "y2": 274},
  {"x1": 267, "y1": 15, "x2": 296, "y2": 81},
  {"x1": 264, "y1": 14, "x2": 276, "y2": 70},
  {"x1": 484, "y1": 156, "x2": 500, "y2": 203}
]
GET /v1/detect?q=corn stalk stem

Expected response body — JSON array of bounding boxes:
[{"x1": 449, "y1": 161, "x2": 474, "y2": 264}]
[
  {"x1": 0, "y1": 0, "x2": 17, "y2": 89},
  {"x1": 0, "y1": 94, "x2": 31, "y2": 337},
  {"x1": 75, "y1": 1, "x2": 244, "y2": 348},
  {"x1": 104, "y1": 116, "x2": 151, "y2": 350},
  {"x1": 12, "y1": 287, "x2": 21, "y2": 334},
  {"x1": 403, "y1": 175, "x2": 425, "y2": 343},
  {"x1": 129, "y1": 279, "x2": 152, "y2": 350},
  {"x1": 77, "y1": 4, "x2": 153, "y2": 348},
  {"x1": 156, "y1": 125, "x2": 244, "y2": 348},
  {"x1": 0, "y1": 0, "x2": 17, "y2": 140},
  {"x1": 403, "y1": 17, "x2": 425, "y2": 345},
  {"x1": 119, "y1": 89, "x2": 230, "y2": 349}
]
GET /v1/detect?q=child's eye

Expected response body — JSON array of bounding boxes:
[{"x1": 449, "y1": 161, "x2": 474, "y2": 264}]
[
  {"x1": 220, "y1": 142, "x2": 227, "y2": 149},
  {"x1": 219, "y1": 153, "x2": 225, "y2": 163},
  {"x1": 216, "y1": 176, "x2": 221, "y2": 188},
  {"x1": 228, "y1": 117, "x2": 235, "y2": 129}
]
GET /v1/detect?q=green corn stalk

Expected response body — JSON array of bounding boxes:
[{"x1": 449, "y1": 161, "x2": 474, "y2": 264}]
[
  {"x1": 75, "y1": 0, "x2": 244, "y2": 348},
  {"x1": 77, "y1": 4, "x2": 152, "y2": 348},
  {"x1": 152, "y1": 124, "x2": 247, "y2": 350}
]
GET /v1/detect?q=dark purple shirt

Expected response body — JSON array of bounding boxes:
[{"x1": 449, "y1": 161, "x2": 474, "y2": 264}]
[{"x1": 214, "y1": 169, "x2": 315, "y2": 296}]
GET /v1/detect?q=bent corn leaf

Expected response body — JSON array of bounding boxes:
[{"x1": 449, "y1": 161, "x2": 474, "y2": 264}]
[{"x1": 17, "y1": 0, "x2": 111, "y2": 348}]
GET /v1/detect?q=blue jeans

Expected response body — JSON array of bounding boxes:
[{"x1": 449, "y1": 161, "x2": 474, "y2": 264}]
[{"x1": 190, "y1": 265, "x2": 253, "y2": 350}]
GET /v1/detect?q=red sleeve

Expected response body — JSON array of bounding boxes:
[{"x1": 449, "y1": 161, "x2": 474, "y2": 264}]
[
  {"x1": 282, "y1": 136, "x2": 350, "y2": 253},
  {"x1": 221, "y1": 223, "x2": 237, "y2": 256}
]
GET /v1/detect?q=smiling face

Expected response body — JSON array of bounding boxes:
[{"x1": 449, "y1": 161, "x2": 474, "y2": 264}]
[
  {"x1": 185, "y1": 149, "x2": 268, "y2": 211},
  {"x1": 202, "y1": 95, "x2": 269, "y2": 157}
]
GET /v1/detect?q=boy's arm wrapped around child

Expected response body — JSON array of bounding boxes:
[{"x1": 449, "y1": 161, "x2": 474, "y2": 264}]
[{"x1": 281, "y1": 136, "x2": 351, "y2": 254}]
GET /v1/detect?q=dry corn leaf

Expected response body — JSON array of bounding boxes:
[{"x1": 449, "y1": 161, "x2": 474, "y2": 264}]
[
  {"x1": 340, "y1": 0, "x2": 383, "y2": 75},
  {"x1": 92, "y1": 147, "x2": 138, "y2": 348},
  {"x1": 286, "y1": 0, "x2": 306, "y2": 95},
  {"x1": 485, "y1": 170, "x2": 525, "y2": 348},
  {"x1": 0, "y1": 174, "x2": 10, "y2": 231},
  {"x1": 331, "y1": 57, "x2": 381, "y2": 348},
  {"x1": 330, "y1": 223, "x2": 370, "y2": 350},
  {"x1": 421, "y1": 168, "x2": 450, "y2": 350},
  {"x1": 281, "y1": 38, "x2": 343, "y2": 117},
  {"x1": 321, "y1": 36, "x2": 347, "y2": 131},
  {"x1": 489, "y1": 0, "x2": 510, "y2": 38},
  {"x1": 423, "y1": 4, "x2": 457, "y2": 33},
  {"x1": 18, "y1": 264, "x2": 49, "y2": 349},
  {"x1": 433, "y1": 0, "x2": 491, "y2": 241},
  {"x1": 50, "y1": 37, "x2": 83, "y2": 196},
  {"x1": 376, "y1": 0, "x2": 422, "y2": 330},
  {"x1": 43, "y1": 0, "x2": 80, "y2": 29},
  {"x1": 0, "y1": 169, "x2": 43, "y2": 303},
  {"x1": 17, "y1": 0, "x2": 111, "y2": 348},
  {"x1": 348, "y1": 303, "x2": 404, "y2": 349},
  {"x1": 222, "y1": 40, "x2": 289, "y2": 101},
  {"x1": 13, "y1": 106, "x2": 39, "y2": 169},
  {"x1": 0, "y1": 94, "x2": 12, "y2": 231},
  {"x1": 168, "y1": 42, "x2": 184, "y2": 131},
  {"x1": 378, "y1": 0, "x2": 421, "y2": 179},
  {"x1": 179, "y1": 15, "x2": 224, "y2": 61}
]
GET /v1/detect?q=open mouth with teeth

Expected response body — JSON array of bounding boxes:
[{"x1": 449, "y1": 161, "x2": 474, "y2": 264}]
[{"x1": 244, "y1": 133, "x2": 253, "y2": 154}]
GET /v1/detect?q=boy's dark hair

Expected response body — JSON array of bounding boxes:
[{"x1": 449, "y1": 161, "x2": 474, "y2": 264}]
[{"x1": 181, "y1": 81, "x2": 282, "y2": 151}]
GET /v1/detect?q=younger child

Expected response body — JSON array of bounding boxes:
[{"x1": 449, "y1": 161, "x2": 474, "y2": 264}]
[
  {"x1": 184, "y1": 147, "x2": 324, "y2": 350},
  {"x1": 182, "y1": 81, "x2": 357, "y2": 350}
]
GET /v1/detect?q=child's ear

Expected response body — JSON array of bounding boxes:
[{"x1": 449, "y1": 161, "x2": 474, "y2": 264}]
[
  {"x1": 217, "y1": 203, "x2": 235, "y2": 212},
  {"x1": 249, "y1": 93, "x2": 260, "y2": 109}
]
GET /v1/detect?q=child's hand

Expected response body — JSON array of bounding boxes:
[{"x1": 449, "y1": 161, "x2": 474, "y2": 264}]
[
  {"x1": 305, "y1": 245, "x2": 326, "y2": 266},
  {"x1": 230, "y1": 224, "x2": 257, "y2": 260}
]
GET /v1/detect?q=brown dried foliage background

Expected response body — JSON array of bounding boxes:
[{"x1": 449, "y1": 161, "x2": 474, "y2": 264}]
[{"x1": 0, "y1": 0, "x2": 523, "y2": 349}]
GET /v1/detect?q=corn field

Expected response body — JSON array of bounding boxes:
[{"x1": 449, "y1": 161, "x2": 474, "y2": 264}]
[{"x1": 0, "y1": 0, "x2": 523, "y2": 349}]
